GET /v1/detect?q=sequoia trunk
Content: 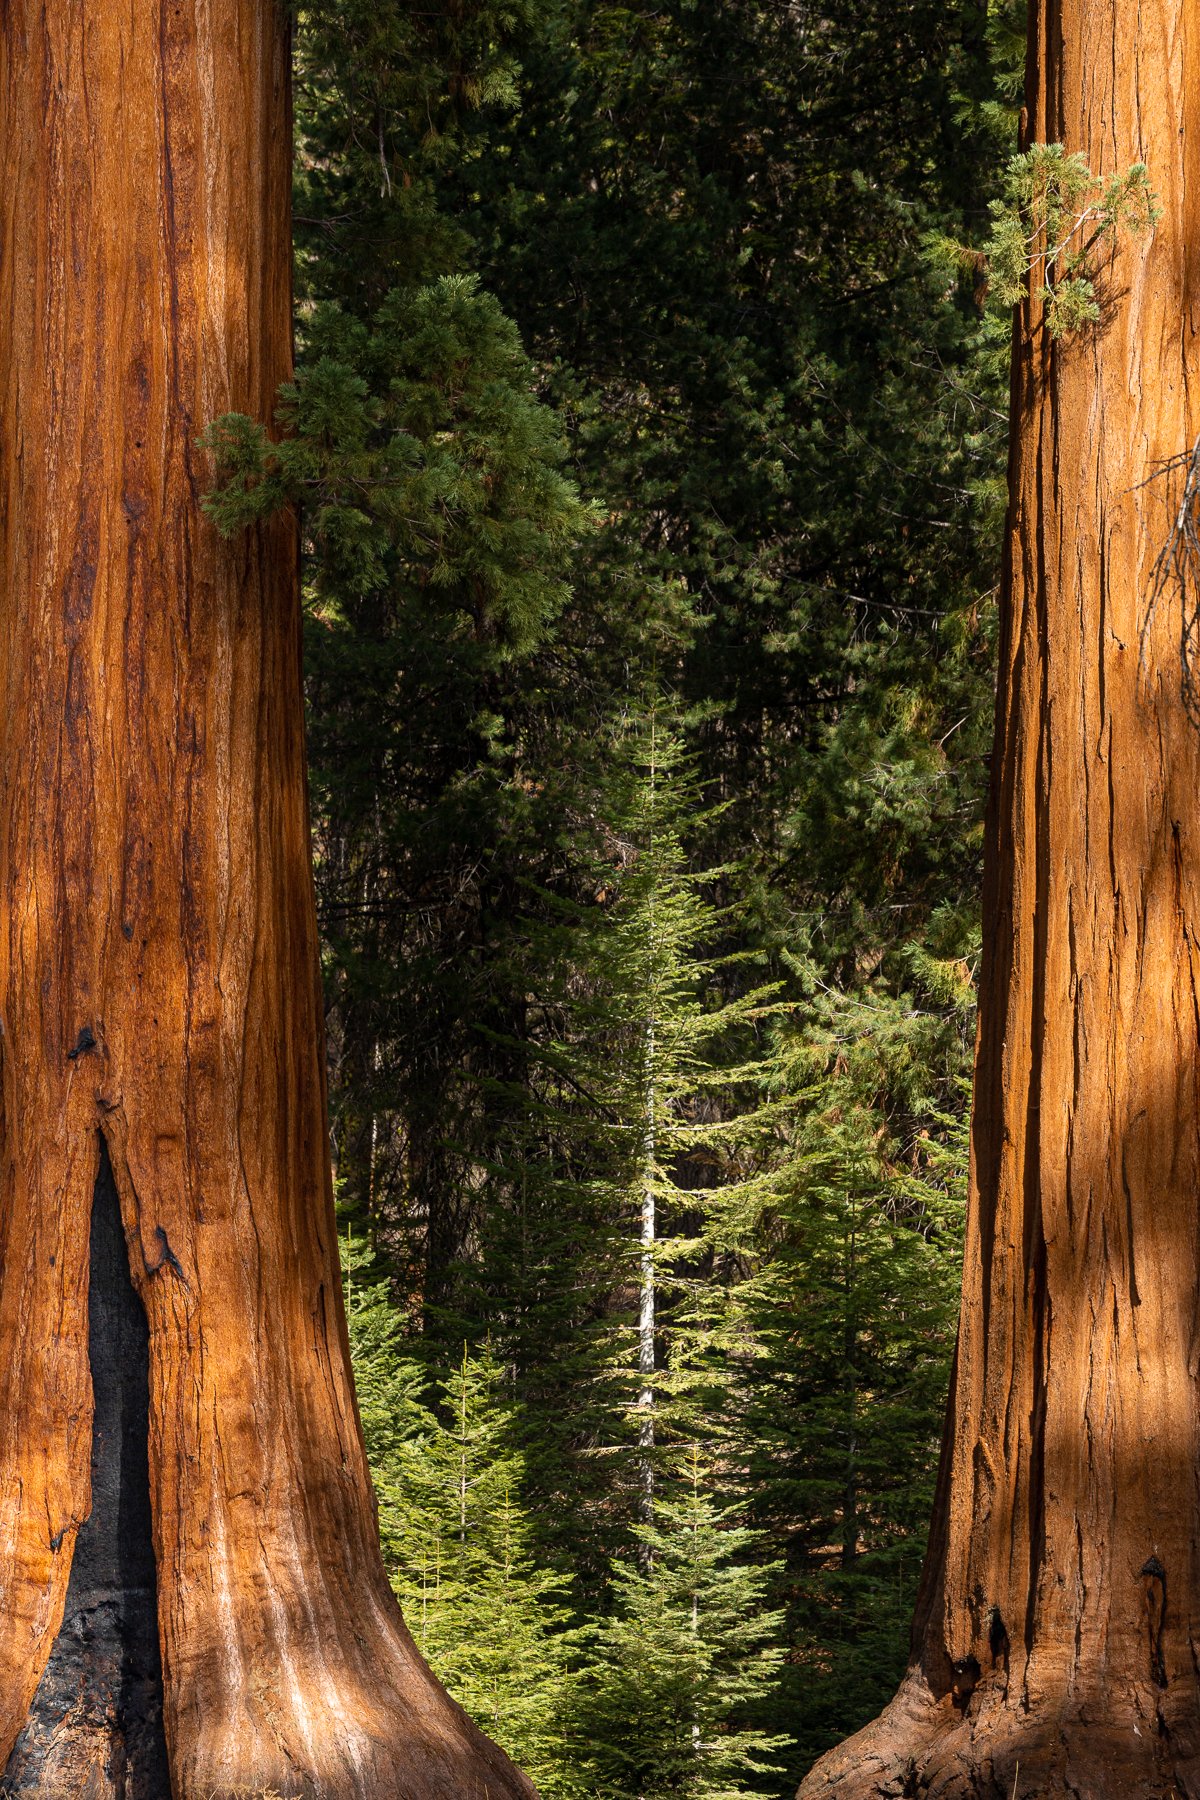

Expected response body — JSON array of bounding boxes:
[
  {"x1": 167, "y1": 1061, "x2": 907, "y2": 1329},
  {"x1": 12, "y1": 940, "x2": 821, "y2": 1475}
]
[
  {"x1": 799, "y1": 2, "x2": 1200, "y2": 1796},
  {"x1": 0, "y1": 3, "x2": 535, "y2": 1796}
]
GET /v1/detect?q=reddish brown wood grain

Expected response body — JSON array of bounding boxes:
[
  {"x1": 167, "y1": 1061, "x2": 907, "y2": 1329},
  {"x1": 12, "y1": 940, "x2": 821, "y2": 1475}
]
[
  {"x1": 799, "y1": 2, "x2": 1200, "y2": 1796},
  {"x1": 0, "y1": 2, "x2": 537, "y2": 1794}
]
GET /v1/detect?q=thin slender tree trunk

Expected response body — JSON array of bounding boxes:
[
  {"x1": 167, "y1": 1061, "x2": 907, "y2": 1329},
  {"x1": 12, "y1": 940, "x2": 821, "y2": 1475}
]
[
  {"x1": 799, "y1": 2, "x2": 1200, "y2": 1795},
  {"x1": 0, "y1": 3, "x2": 535, "y2": 1796},
  {"x1": 841, "y1": 1209, "x2": 858, "y2": 1572},
  {"x1": 638, "y1": 1014, "x2": 657, "y2": 1526},
  {"x1": 637, "y1": 728, "x2": 659, "y2": 1529}
]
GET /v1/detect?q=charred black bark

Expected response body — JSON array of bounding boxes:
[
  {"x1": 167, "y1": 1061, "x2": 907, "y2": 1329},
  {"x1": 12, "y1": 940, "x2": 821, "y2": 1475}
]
[{"x1": 3, "y1": 1139, "x2": 169, "y2": 1798}]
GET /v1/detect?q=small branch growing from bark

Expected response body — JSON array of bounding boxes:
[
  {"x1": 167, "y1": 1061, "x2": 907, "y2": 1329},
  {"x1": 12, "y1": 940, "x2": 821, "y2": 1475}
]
[
  {"x1": 932, "y1": 145, "x2": 1159, "y2": 338},
  {"x1": 1139, "y1": 433, "x2": 1200, "y2": 724}
]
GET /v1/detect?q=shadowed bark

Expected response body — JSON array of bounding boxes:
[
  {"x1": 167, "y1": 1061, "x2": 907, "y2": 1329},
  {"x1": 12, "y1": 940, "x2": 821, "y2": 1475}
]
[
  {"x1": 0, "y1": 2, "x2": 536, "y2": 1795},
  {"x1": 798, "y1": 1, "x2": 1200, "y2": 1796},
  {"x1": 3, "y1": 1140, "x2": 169, "y2": 1798}
]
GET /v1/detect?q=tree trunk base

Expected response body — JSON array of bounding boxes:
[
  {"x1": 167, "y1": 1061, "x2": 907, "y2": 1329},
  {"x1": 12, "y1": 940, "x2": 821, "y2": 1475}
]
[
  {"x1": 2, "y1": 1145, "x2": 170, "y2": 1800},
  {"x1": 798, "y1": 1667, "x2": 1200, "y2": 1800}
]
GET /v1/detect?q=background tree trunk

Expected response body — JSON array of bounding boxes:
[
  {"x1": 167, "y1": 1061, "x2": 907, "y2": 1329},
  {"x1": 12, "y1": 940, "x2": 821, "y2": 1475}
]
[
  {"x1": 0, "y1": 3, "x2": 536, "y2": 1795},
  {"x1": 799, "y1": 2, "x2": 1200, "y2": 1795}
]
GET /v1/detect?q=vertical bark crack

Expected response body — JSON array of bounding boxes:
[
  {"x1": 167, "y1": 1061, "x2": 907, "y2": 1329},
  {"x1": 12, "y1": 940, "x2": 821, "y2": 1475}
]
[{"x1": 2, "y1": 1138, "x2": 170, "y2": 1798}]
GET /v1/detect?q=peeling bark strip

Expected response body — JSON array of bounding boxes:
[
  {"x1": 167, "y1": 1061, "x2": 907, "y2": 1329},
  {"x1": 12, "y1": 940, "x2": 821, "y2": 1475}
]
[
  {"x1": 0, "y1": 3, "x2": 535, "y2": 1796},
  {"x1": 2, "y1": 1140, "x2": 170, "y2": 1799},
  {"x1": 798, "y1": 2, "x2": 1200, "y2": 1797}
]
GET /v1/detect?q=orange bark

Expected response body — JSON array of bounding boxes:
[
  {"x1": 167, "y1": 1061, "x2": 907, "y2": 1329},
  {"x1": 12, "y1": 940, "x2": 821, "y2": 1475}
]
[
  {"x1": 0, "y1": 2, "x2": 536, "y2": 1795},
  {"x1": 799, "y1": 3, "x2": 1200, "y2": 1797}
]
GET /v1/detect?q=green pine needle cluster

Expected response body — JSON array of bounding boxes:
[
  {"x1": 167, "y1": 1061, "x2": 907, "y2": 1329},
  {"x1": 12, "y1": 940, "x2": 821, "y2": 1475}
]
[
  {"x1": 936, "y1": 141, "x2": 1160, "y2": 338},
  {"x1": 201, "y1": 276, "x2": 587, "y2": 652}
]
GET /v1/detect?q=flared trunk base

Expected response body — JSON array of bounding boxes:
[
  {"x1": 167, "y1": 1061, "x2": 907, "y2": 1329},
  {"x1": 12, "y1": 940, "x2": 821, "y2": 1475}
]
[{"x1": 798, "y1": 1667, "x2": 1200, "y2": 1800}]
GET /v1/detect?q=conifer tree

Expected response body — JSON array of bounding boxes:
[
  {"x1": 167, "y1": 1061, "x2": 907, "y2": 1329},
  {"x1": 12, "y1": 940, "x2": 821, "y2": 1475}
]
[
  {"x1": 342, "y1": 1232, "x2": 584, "y2": 1795},
  {"x1": 460, "y1": 700, "x2": 784, "y2": 1568},
  {"x1": 203, "y1": 263, "x2": 591, "y2": 1309},
  {"x1": 747, "y1": 1089, "x2": 968, "y2": 1778},
  {"x1": 577, "y1": 1448, "x2": 787, "y2": 1800}
]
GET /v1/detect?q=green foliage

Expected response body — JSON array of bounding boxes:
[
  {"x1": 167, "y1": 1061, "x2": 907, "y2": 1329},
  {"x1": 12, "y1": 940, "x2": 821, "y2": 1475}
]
[
  {"x1": 746, "y1": 1096, "x2": 969, "y2": 1777},
  {"x1": 201, "y1": 275, "x2": 586, "y2": 652},
  {"x1": 975, "y1": 143, "x2": 1159, "y2": 336},
  {"x1": 576, "y1": 1453, "x2": 788, "y2": 1799},
  {"x1": 454, "y1": 702, "x2": 786, "y2": 1575},
  {"x1": 342, "y1": 1231, "x2": 586, "y2": 1795}
]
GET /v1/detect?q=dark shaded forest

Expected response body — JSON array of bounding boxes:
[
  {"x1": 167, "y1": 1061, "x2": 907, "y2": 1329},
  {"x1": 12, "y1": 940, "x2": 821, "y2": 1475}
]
[{"x1": 207, "y1": 1, "x2": 1021, "y2": 1788}]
